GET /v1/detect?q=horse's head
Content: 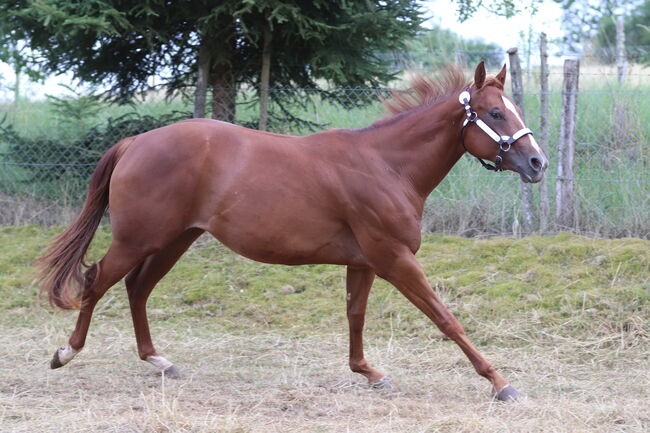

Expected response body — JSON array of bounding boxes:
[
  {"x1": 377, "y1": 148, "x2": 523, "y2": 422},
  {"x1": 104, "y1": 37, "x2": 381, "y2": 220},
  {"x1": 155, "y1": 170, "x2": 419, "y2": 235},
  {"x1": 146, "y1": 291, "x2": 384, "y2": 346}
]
[{"x1": 459, "y1": 62, "x2": 548, "y2": 183}]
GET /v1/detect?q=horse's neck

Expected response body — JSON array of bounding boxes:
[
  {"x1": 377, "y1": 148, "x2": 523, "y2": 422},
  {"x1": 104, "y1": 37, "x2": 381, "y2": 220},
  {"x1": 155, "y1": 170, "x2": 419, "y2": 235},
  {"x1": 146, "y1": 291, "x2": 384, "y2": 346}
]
[{"x1": 364, "y1": 97, "x2": 465, "y2": 198}]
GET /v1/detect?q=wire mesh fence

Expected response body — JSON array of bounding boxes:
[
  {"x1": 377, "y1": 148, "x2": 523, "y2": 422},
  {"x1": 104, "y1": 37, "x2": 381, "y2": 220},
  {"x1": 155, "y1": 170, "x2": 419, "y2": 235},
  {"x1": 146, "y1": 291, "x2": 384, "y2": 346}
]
[{"x1": 0, "y1": 49, "x2": 648, "y2": 237}]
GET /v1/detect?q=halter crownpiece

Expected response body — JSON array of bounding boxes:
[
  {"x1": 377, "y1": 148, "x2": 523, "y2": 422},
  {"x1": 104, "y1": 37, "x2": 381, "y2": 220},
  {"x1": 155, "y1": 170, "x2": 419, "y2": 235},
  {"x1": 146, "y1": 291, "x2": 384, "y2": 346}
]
[{"x1": 459, "y1": 87, "x2": 533, "y2": 172}]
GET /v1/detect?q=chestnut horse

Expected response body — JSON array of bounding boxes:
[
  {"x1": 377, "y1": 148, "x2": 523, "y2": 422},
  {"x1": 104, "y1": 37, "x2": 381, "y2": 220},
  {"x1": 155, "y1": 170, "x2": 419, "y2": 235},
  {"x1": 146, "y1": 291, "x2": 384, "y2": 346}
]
[{"x1": 41, "y1": 62, "x2": 547, "y2": 401}]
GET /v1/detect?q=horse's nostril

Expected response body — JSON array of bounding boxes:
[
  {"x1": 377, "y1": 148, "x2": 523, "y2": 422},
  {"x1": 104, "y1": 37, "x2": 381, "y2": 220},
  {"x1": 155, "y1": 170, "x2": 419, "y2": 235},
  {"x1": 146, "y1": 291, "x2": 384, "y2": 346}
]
[{"x1": 529, "y1": 156, "x2": 542, "y2": 171}]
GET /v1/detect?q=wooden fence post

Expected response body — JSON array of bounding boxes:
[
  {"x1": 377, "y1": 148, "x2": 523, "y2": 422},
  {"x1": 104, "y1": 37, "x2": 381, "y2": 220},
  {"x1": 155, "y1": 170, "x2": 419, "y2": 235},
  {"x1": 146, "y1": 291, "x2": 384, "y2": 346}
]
[
  {"x1": 615, "y1": 14, "x2": 627, "y2": 84},
  {"x1": 507, "y1": 47, "x2": 535, "y2": 234},
  {"x1": 556, "y1": 59, "x2": 579, "y2": 229},
  {"x1": 538, "y1": 33, "x2": 550, "y2": 233}
]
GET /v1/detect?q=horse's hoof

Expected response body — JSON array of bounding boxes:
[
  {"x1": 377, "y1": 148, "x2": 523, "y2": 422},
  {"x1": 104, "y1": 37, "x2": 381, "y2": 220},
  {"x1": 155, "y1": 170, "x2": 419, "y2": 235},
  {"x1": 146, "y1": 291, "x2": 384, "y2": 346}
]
[
  {"x1": 493, "y1": 384, "x2": 521, "y2": 402},
  {"x1": 161, "y1": 365, "x2": 181, "y2": 378},
  {"x1": 369, "y1": 376, "x2": 394, "y2": 390},
  {"x1": 50, "y1": 350, "x2": 63, "y2": 369}
]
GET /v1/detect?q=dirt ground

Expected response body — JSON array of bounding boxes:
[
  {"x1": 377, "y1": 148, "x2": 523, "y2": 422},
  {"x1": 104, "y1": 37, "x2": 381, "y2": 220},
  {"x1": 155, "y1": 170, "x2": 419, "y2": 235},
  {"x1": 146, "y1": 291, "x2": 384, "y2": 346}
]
[{"x1": 2, "y1": 315, "x2": 649, "y2": 433}]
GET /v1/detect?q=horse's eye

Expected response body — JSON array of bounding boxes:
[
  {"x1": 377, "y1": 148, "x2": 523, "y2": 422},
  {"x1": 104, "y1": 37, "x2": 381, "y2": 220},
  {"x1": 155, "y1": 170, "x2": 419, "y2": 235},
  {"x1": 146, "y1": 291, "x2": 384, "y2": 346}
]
[{"x1": 490, "y1": 110, "x2": 504, "y2": 120}]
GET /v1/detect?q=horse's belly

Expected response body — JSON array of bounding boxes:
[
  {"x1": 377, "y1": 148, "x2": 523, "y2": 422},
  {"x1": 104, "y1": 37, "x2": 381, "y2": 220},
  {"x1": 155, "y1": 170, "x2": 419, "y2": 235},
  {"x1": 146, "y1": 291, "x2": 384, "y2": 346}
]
[{"x1": 203, "y1": 211, "x2": 365, "y2": 266}]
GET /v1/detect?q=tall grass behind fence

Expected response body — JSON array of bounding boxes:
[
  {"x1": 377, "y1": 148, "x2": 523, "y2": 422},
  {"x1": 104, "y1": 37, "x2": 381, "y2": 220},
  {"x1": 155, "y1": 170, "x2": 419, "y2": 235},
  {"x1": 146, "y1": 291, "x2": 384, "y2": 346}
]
[{"x1": 0, "y1": 50, "x2": 648, "y2": 238}]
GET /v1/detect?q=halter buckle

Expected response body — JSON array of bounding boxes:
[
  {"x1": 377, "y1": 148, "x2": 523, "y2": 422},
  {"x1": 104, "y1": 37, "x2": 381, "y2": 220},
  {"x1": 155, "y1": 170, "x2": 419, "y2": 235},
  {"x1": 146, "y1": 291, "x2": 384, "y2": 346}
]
[{"x1": 499, "y1": 142, "x2": 511, "y2": 152}]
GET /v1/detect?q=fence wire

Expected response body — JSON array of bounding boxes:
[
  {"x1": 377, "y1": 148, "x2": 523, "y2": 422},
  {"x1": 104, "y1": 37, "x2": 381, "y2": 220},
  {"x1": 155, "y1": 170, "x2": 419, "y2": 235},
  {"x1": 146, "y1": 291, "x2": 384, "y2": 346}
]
[{"x1": 0, "y1": 51, "x2": 648, "y2": 237}]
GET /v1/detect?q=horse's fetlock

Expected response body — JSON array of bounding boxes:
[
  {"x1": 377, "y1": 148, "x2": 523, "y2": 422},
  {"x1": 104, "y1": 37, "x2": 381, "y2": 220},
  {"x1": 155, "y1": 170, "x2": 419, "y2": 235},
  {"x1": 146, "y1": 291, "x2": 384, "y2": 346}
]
[
  {"x1": 349, "y1": 358, "x2": 369, "y2": 373},
  {"x1": 138, "y1": 345, "x2": 157, "y2": 360},
  {"x1": 476, "y1": 362, "x2": 496, "y2": 379}
]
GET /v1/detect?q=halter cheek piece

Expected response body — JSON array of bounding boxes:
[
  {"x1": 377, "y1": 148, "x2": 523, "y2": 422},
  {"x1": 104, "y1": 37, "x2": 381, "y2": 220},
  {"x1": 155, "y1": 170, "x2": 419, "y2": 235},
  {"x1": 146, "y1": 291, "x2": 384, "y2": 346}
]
[{"x1": 458, "y1": 88, "x2": 533, "y2": 172}]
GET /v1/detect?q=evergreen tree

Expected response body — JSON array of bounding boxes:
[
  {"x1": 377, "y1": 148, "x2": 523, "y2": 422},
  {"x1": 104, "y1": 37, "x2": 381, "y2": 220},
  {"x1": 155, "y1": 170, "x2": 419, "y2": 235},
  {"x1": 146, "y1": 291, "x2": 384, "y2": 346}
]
[{"x1": 0, "y1": 0, "x2": 423, "y2": 124}]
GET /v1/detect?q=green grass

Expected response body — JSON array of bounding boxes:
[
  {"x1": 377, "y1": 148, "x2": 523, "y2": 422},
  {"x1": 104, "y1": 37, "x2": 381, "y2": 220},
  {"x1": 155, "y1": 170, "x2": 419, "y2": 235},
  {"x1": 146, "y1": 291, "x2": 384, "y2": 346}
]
[{"x1": 2, "y1": 226, "x2": 648, "y2": 345}]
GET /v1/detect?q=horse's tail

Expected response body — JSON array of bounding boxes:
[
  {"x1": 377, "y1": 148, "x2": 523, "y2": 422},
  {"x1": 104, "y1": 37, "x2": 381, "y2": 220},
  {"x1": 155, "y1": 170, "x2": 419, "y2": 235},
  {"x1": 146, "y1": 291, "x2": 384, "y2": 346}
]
[{"x1": 39, "y1": 139, "x2": 128, "y2": 310}]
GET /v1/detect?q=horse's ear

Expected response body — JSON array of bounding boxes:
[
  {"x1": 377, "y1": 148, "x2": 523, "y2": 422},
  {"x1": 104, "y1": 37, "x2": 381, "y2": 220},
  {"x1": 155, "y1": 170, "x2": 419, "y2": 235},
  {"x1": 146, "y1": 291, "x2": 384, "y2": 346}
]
[
  {"x1": 495, "y1": 63, "x2": 507, "y2": 87},
  {"x1": 474, "y1": 61, "x2": 486, "y2": 89}
]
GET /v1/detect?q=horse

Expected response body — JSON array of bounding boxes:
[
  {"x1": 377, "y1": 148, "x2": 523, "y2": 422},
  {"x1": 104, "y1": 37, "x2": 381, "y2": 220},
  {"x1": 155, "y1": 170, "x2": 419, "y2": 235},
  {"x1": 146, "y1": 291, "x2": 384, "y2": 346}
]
[{"x1": 40, "y1": 62, "x2": 548, "y2": 402}]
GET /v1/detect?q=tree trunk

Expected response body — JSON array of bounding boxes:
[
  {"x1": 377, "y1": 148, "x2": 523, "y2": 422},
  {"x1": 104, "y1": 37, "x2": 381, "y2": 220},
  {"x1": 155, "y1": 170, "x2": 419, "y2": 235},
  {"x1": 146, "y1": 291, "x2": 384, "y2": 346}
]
[
  {"x1": 14, "y1": 63, "x2": 21, "y2": 106},
  {"x1": 211, "y1": 63, "x2": 236, "y2": 122},
  {"x1": 193, "y1": 40, "x2": 211, "y2": 118},
  {"x1": 258, "y1": 27, "x2": 272, "y2": 131}
]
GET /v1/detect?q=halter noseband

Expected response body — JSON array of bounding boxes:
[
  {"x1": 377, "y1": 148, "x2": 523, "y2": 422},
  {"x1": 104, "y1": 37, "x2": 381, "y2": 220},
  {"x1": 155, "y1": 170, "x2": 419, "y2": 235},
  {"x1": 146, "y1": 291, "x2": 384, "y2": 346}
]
[{"x1": 458, "y1": 88, "x2": 533, "y2": 172}]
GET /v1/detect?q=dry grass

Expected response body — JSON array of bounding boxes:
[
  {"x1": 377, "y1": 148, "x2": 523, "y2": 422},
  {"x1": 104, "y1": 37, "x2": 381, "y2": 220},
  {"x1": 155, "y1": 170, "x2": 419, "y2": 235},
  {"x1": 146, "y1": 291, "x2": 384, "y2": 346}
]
[
  {"x1": 1, "y1": 315, "x2": 649, "y2": 433},
  {"x1": 0, "y1": 192, "x2": 78, "y2": 226},
  {"x1": 1, "y1": 229, "x2": 648, "y2": 432}
]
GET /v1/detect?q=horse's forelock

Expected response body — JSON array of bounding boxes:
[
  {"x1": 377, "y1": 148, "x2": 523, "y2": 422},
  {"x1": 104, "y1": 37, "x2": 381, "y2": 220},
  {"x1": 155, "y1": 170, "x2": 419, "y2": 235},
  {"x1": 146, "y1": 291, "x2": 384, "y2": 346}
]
[{"x1": 481, "y1": 77, "x2": 504, "y2": 91}]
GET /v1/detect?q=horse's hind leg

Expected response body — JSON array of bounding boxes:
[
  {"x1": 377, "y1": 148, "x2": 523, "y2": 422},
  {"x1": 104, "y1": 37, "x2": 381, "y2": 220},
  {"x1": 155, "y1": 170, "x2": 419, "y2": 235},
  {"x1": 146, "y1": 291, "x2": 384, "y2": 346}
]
[
  {"x1": 51, "y1": 240, "x2": 152, "y2": 369},
  {"x1": 124, "y1": 228, "x2": 204, "y2": 376},
  {"x1": 346, "y1": 266, "x2": 389, "y2": 387}
]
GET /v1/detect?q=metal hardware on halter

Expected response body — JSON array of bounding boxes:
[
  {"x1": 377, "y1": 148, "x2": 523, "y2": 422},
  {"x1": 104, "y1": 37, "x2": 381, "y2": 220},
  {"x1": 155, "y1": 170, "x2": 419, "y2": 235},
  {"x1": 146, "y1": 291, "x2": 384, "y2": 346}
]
[{"x1": 458, "y1": 88, "x2": 533, "y2": 172}]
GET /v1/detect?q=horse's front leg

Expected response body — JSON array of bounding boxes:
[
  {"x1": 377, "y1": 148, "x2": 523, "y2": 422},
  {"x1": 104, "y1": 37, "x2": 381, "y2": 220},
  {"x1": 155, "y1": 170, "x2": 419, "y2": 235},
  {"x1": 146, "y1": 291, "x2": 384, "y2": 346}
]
[
  {"x1": 374, "y1": 249, "x2": 520, "y2": 401},
  {"x1": 345, "y1": 266, "x2": 390, "y2": 387}
]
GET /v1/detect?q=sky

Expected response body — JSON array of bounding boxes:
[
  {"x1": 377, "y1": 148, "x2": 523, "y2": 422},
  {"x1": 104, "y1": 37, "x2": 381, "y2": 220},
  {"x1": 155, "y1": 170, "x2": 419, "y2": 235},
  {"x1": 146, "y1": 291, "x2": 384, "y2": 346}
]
[
  {"x1": 422, "y1": 0, "x2": 565, "y2": 51},
  {"x1": 0, "y1": 0, "x2": 567, "y2": 101}
]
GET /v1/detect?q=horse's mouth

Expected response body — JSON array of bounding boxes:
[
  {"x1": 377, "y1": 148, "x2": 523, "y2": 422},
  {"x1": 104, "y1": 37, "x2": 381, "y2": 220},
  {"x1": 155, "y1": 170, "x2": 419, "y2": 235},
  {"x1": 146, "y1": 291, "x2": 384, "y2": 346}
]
[{"x1": 519, "y1": 171, "x2": 545, "y2": 184}]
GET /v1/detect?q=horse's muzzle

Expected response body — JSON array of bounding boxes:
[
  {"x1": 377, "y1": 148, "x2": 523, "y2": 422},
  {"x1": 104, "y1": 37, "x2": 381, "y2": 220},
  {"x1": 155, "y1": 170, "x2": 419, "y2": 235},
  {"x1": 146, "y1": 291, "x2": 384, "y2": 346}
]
[{"x1": 519, "y1": 156, "x2": 548, "y2": 183}]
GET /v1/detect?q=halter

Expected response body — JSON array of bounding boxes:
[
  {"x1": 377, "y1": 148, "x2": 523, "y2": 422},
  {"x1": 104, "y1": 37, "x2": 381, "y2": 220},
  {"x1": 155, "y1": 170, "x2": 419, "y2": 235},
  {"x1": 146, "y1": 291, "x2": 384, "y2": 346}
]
[{"x1": 458, "y1": 88, "x2": 533, "y2": 172}]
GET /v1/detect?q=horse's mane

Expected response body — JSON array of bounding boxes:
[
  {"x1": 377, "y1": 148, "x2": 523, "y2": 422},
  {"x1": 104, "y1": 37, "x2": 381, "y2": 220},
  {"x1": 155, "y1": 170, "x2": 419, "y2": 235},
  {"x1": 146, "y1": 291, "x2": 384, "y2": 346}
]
[
  {"x1": 382, "y1": 65, "x2": 504, "y2": 116},
  {"x1": 383, "y1": 65, "x2": 468, "y2": 115}
]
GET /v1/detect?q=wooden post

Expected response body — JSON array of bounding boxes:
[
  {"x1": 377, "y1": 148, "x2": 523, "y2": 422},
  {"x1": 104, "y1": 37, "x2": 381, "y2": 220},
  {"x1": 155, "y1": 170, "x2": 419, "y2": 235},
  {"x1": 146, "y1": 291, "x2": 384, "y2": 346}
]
[
  {"x1": 556, "y1": 59, "x2": 579, "y2": 229},
  {"x1": 507, "y1": 47, "x2": 535, "y2": 234},
  {"x1": 538, "y1": 33, "x2": 550, "y2": 232},
  {"x1": 615, "y1": 14, "x2": 627, "y2": 85}
]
